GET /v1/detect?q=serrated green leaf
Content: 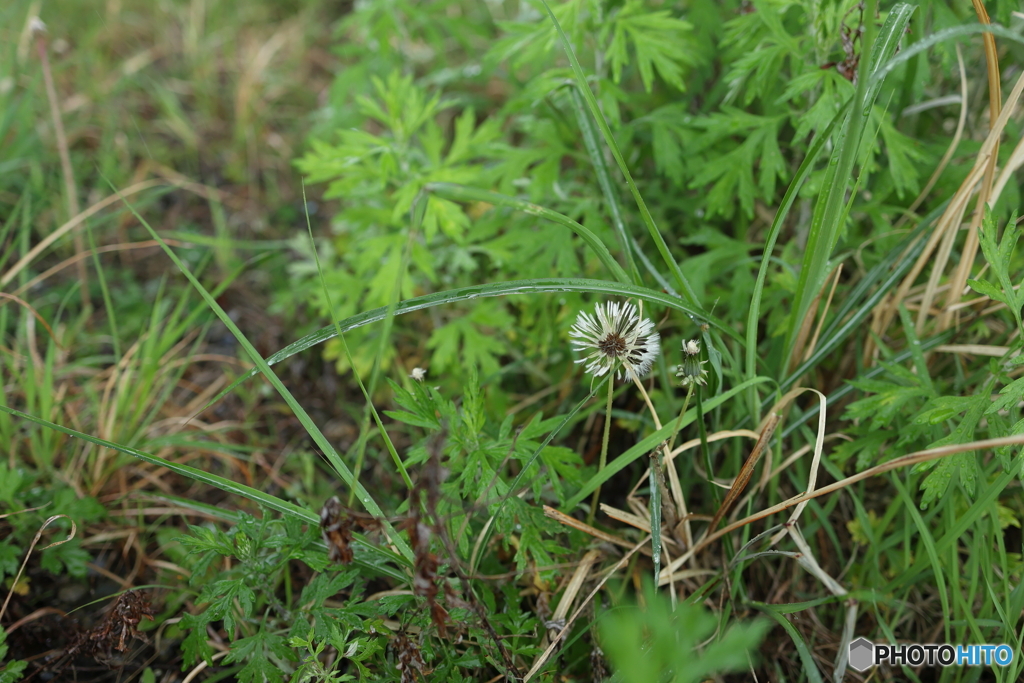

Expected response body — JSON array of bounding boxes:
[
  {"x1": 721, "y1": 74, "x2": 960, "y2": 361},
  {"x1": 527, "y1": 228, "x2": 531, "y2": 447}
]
[
  {"x1": 224, "y1": 630, "x2": 293, "y2": 683},
  {"x1": 987, "y1": 376, "x2": 1024, "y2": 415},
  {"x1": 914, "y1": 379, "x2": 994, "y2": 507},
  {"x1": 968, "y1": 278, "x2": 1008, "y2": 304},
  {"x1": 604, "y1": 0, "x2": 694, "y2": 92}
]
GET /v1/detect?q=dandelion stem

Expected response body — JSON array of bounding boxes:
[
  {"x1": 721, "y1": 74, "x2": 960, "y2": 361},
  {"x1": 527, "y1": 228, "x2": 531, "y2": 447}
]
[
  {"x1": 588, "y1": 372, "x2": 615, "y2": 525},
  {"x1": 632, "y1": 376, "x2": 662, "y2": 431},
  {"x1": 696, "y1": 386, "x2": 719, "y2": 506},
  {"x1": 667, "y1": 383, "x2": 695, "y2": 453}
]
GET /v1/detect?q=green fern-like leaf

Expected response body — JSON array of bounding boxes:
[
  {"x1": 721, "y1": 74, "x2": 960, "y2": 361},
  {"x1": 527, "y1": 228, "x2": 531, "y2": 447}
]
[{"x1": 603, "y1": 0, "x2": 694, "y2": 92}]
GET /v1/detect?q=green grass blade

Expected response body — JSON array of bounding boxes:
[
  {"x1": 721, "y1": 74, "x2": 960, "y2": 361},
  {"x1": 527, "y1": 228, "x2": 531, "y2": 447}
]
[
  {"x1": 886, "y1": 454, "x2": 1020, "y2": 592},
  {"x1": 302, "y1": 182, "x2": 413, "y2": 491},
  {"x1": 695, "y1": 388, "x2": 717, "y2": 508},
  {"x1": 891, "y1": 474, "x2": 950, "y2": 644},
  {"x1": 744, "y1": 96, "x2": 850, "y2": 414},
  {"x1": 649, "y1": 449, "x2": 662, "y2": 583},
  {"x1": 0, "y1": 405, "x2": 306, "y2": 526},
  {"x1": 540, "y1": 0, "x2": 698, "y2": 305},
  {"x1": 426, "y1": 182, "x2": 631, "y2": 285},
  {"x1": 872, "y1": 22, "x2": 1024, "y2": 84},
  {"x1": 566, "y1": 86, "x2": 641, "y2": 284},
  {"x1": 110, "y1": 186, "x2": 414, "y2": 562},
  {"x1": 783, "y1": 2, "x2": 913, "y2": 367},
  {"x1": 750, "y1": 602, "x2": 825, "y2": 683},
  {"x1": 348, "y1": 193, "x2": 421, "y2": 502},
  {"x1": 84, "y1": 222, "x2": 121, "y2": 359}
]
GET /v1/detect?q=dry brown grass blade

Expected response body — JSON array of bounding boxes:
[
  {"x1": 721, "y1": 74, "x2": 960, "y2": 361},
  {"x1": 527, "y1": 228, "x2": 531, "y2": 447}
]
[
  {"x1": 0, "y1": 179, "x2": 164, "y2": 289},
  {"x1": 938, "y1": 70, "x2": 1024, "y2": 330},
  {"x1": 659, "y1": 429, "x2": 761, "y2": 471},
  {"x1": 10, "y1": 239, "x2": 187, "y2": 297},
  {"x1": 706, "y1": 413, "x2": 779, "y2": 534},
  {"x1": 867, "y1": 66, "x2": 1024, "y2": 361},
  {"x1": 937, "y1": 0, "x2": 999, "y2": 331},
  {"x1": 884, "y1": 70, "x2": 1024, "y2": 338},
  {"x1": 663, "y1": 440, "x2": 692, "y2": 549},
  {"x1": 659, "y1": 433, "x2": 1024, "y2": 584},
  {"x1": 789, "y1": 263, "x2": 840, "y2": 373},
  {"x1": 0, "y1": 293, "x2": 62, "y2": 349},
  {"x1": 543, "y1": 505, "x2": 643, "y2": 553},
  {"x1": 599, "y1": 503, "x2": 651, "y2": 534},
  {"x1": 548, "y1": 549, "x2": 601, "y2": 629},
  {"x1": 940, "y1": 0, "x2": 1002, "y2": 330},
  {"x1": 524, "y1": 535, "x2": 650, "y2": 683},
  {"x1": 934, "y1": 343, "x2": 1011, "y2": 357},
  {"x1": 972, "y1": 0, "x2": 1002, "y2": 124},
  {"x1": 0, "y1": 514, "x2": 77, "y2": 623},
  {"x1": 803, "y1": 263, "x2": 842, "y2": 363}
]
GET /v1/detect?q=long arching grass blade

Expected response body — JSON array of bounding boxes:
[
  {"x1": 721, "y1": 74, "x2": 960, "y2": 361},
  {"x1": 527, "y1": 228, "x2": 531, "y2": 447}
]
[
  {"x1": 871, "y1": 22, "x2": 1024, "y2": 84},
  {"x1": 303, "y1": 182, "x2": 413, "y2": 491},
  {"x1": 110, "y1": 185, "x2": 415, "y2": 562},
  {"x1": 203, "y1": 277, "x2": 735, "y2": 413}
]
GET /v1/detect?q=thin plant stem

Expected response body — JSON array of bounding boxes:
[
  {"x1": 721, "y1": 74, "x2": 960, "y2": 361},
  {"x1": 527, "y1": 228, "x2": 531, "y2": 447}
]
[
  {"x1": 668, "y1": 384, "x2": 695, "y2": 452},
  {"x1": 34, "y1": 20, "x2": 88, "y2": 309},
  {"x1": 696, "y1": 387, "x2": 719, "y2": 506},
  {"x1": 631, "y1": 375, "x2": 662, "y2": 430},
  {"x1": 587, "y1": 371, "x2": 616, "y2": 525}
]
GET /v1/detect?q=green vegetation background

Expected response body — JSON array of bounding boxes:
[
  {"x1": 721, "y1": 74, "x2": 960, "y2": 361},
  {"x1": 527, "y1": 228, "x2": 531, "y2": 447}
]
[{"x1": 2, "y1": 0, "x2": 1024, "y2": 681}]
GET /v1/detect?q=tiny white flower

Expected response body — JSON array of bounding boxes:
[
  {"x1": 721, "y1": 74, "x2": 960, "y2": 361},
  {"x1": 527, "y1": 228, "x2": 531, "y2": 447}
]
[
  {"x1": 676, "y1": 338, "x2": 708, "y2": 387},
  {"x1": 569, "y1": 301, "x2": 660, "y2": 381},
  {"x1": 410, "y1": 367, "x2": 427, "y2": 381}
]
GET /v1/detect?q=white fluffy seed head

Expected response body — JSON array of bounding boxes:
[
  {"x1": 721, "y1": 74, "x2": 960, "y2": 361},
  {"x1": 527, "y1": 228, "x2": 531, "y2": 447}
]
[{"x1": 569, "y1": 301, "x2": 660, "y2": 381}]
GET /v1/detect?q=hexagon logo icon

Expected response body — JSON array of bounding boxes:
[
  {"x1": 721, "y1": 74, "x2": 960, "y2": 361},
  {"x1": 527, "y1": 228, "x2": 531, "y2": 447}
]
[{"x1": 848, "y1": 637, "x2": 875, "y2": 672}]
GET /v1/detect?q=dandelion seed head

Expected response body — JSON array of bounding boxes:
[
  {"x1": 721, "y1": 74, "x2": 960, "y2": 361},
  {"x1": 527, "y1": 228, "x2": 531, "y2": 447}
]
[
  {"x1": 570, "y1": 301, "x2": 660, "y2": 381},
  {"x1": 684, "y1": 339, "x2": 700, "y2": 356}
]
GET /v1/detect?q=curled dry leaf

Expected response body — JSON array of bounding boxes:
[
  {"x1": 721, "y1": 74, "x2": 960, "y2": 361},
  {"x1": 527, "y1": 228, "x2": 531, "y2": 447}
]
[{"x1": 65, "y1": 590, "x2": 155, "y2": 659}]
